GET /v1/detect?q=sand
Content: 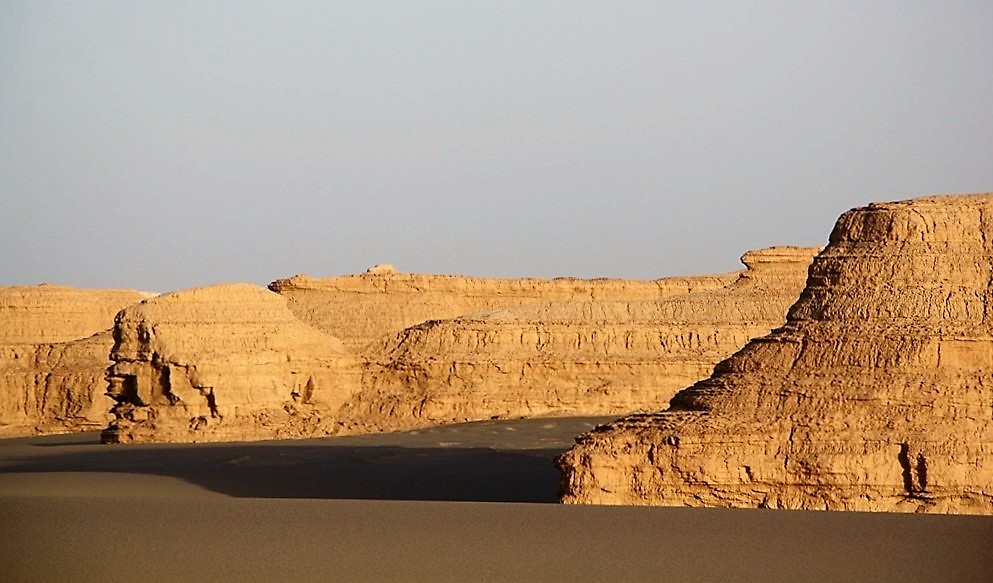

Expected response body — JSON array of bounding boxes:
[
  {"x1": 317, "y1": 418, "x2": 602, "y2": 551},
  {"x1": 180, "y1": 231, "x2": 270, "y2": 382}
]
[{"x1": 2, "y1": 417, "x2": 992, "y2": 582}]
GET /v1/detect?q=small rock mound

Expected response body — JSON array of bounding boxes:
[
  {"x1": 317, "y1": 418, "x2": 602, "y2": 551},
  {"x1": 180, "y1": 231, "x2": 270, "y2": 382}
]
[{"x1": 365, "y1": 263, "x2": 398, "y2": 275}]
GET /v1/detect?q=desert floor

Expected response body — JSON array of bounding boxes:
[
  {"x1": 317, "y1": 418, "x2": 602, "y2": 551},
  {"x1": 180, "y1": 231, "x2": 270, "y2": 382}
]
[{"x1": 2, "y1": 417, "x2": 991, "y2": 582}]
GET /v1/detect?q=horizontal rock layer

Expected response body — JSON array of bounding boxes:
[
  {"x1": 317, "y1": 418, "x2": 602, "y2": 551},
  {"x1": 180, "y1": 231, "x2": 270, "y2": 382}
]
[
  {"x1": 0, "y1": 285, "x2": 149, "y2": 435},
  {"x1": 558, "y1": 193, "x2": 993, "y2": 514},
  {"x1": 269, "y1": 270, "x2": 739, "y2": 353},
  {"x1": 343, "y1": 247, "x2": 818, "y2": 431}
]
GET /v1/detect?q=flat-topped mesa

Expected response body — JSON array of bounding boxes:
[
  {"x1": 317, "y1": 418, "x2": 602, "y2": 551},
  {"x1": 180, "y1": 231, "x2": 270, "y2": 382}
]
[
  {"x1": 102, "y1": 284, "x2": 364, "y2": 443},
  {"x1": 0, "y1": 285, "x2": 150, "y2": 436},
  {"x1": 268, "y1": 265, "x2": 740, "y2": 354},
  {"x1": 558, "y1": 193, "x2": 993, "y2": 515},
  {"x1": 341, "y1": 247, "x2": 819, "y2": 432}
]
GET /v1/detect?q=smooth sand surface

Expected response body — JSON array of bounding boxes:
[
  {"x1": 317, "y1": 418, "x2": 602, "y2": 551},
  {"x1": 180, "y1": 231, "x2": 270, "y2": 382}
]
[{"x1": 2, "y1": 417, "x2": 992, "y2": 582}]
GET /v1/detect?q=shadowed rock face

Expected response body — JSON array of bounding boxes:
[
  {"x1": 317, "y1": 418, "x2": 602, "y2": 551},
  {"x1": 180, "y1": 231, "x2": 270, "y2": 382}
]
[
  {"x1": 0, "y1": 285, "x2": 149, "y2": 435},
  {"x1": 102, "y1": 284, "x2": 364, "y2": 443},
  {"x1": 342, "y1": 247, "x2": 818, "y2": 432},
  {"x1": 558, "y1": 193, "x2": 993, "y2": 514}
]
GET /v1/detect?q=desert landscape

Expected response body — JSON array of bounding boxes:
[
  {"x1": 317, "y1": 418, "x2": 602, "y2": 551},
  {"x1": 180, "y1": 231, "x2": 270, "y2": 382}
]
[{"x1": 4, "y1": 194, "x2": 993, "y2": 580}]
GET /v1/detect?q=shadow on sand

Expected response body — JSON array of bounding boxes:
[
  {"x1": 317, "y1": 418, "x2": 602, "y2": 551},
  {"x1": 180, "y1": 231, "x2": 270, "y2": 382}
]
[
  {"x1": 1, "y1": 437, "x2": 567, "y2": 502},
  {"x1": 0, "y1": 417, "x2": 625, "y2": 502}
]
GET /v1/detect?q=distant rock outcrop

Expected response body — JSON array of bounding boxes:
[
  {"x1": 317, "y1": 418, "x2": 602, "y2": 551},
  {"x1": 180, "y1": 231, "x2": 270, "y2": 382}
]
[
  {"x1": 344, "y1": 247, "x2": 818, "y2": 432},
  {"x1": 101, "y1": 284, "x2": 364, "y2": 443},
  {"x1": 0, "y1": 285, "x2": 149, "y2": 435},
  {"x1": 268, "y1": 270, "x2": 739, "y2": 353},
  {"x1": 558, "y1": 194, "x2": 993, "y2": 514}
]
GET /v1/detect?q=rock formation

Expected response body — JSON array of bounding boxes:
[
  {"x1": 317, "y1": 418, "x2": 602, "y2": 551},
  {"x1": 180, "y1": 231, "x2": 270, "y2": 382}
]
[
  {"x1": 269, "y1": 269, "x2": 739, "y2": 353},
  {"x1": 558, "y1": 193, "x2": 993, "y2": 514},
  {"x1": 99, "y1": 249, "x2": 816, "y2": 442},
  {"x1": 102, "y1": 284, "x2": 364, "y2": 443},
  {"x1": 344, "y1": 247, "x2": 818, "y2": 432},
  {"x1": 0, "y1": 285, "x2": 150, "y2": 435}
]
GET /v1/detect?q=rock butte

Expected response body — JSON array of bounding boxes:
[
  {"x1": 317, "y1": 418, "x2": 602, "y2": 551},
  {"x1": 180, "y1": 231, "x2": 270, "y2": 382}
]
[
  {"x1": 0, "y1": 285, "x2": 151, "y2": 435},
  {"x1": 558, "y1": 193, "x2": 993, "y2": 515},
  {"x1": 102, "y1": 284, "x2": 364, "y2": 443},
  {"x1": 100, "y1": 247, "x2": 816, "y2": 442}
]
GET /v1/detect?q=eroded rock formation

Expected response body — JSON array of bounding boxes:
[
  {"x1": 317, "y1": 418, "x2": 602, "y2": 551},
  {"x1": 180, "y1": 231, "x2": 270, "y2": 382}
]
[
  {"x1": 0, "y1": 285, "x2": 149, "y2": 435},
  {"x1": 99, "y1": 249, "x2": 816, "y2": 442},
  {"x1": 558, "y1": 193, "x2": 993, "y2": 514},
  {"x1": 102, "y1": 284, "x2": 364, "y2": 443},
  {"x1": 343, "y1": 247, "x2": 818, "y2": 431}
]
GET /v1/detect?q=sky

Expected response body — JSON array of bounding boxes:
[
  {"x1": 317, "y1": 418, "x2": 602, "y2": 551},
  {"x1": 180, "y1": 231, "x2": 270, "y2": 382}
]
[{"x1": 2, "y1": 1, "x2": 992, "y2": 292}]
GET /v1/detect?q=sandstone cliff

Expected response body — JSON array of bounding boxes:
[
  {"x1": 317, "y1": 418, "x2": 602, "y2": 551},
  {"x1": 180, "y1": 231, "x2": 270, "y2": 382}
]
[
  {"x1": 102, "y1": 284, "x2": 364, "y2": 443},
  {"x1": 269, "y1": 269, "x2": 739, "y2": 353},
  {"x1": 342, "y1": 247, "x2": 818, "y2": 432},
  {"x1": 558, "y1": 193, "x2": 993, "y2": 514},
  {"x1": 0, "y1": 285, "x2": 150, "y2": 435}
]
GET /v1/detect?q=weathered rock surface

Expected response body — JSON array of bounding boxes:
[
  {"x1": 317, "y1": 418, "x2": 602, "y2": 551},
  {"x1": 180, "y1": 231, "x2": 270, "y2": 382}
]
[
  {"x1": 269, "y1": 269, "x2": 739, "y2": 353},
  {"x1": 343, "y1": 248, "x2": 818, "y2": 432},
  {"x1": 558, "y1": 193, "x2": 993, "y2": 514},
  {"x1": 0, "y1": 285, "x2": 150, "y2": 435},
  {"x1": 102, "y1": 284, "x2": 364, "y2": 443}
]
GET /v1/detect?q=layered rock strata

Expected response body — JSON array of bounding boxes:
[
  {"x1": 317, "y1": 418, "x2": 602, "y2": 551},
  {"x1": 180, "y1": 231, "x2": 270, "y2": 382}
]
[
  {"x1": 0, "y1": 285, "x2": 150, "y2": 435},
  {"x1": 558, "y1": 193, "x2": 993, "y2": 514},
  {"x1": 343, "y1": 247, "x2": 818, "y2": 431},
  {"x1": 269, "y1": 269, "x2": 739, "y2": 353},
  {"x1": 102, "y1": 284, "x2": 364, "y2": 443}
]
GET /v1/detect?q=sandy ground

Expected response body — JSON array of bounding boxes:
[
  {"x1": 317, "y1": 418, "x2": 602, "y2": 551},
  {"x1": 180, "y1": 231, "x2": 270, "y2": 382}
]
[{"x1": 2, "y1": 417, "x2": 992, "y2": 582}]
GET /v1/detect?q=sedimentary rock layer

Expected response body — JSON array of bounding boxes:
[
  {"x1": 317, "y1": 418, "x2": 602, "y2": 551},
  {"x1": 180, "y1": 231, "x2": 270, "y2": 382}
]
[
  {"x1": 558, "y1": 193, "x2": 993, "y2": 514},
  {"x1": 0, "y1": 285, "x2": 149, "y2": 435},
  {"x1": 343, "y1": 247, "x2": 818, "y2": 431},
  {"x1": 269, "y1": 269, "x2": 739, "y2": 353},
  {"x1": 102, "y1": 284, "x2": 363, "y2": 443}
]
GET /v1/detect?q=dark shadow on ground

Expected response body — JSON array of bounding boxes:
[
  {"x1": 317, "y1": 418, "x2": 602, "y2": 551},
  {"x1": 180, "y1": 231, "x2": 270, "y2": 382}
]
[
  {"x1": 0, "y1": 442, "x2": 564, "y2": 502},
  {"x1": 0, "y1": 417, "x2": 622, "y2": 502}
]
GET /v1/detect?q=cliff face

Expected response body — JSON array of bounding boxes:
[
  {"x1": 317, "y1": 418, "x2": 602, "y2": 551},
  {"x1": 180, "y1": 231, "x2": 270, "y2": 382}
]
[
  {"x1": 342, "y1": 247, "x2": 818, "y2": 432},
  {"x1": 558, "y1": 194, "x2": 993, "y2": 515},
  {"x1": 0, "y1": 285, "x2": 149, "y2": 435},
  {"x1": 102, "y1": 284, "x2": 364, "y2": 443},
  {"x1": 269, "y1": 270, "x2": 739, "y2": 353}
]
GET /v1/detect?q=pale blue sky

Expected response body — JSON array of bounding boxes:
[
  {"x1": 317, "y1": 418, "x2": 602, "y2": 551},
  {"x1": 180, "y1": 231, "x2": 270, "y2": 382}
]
[{"x1": 2, "y1": 1, "x2": 991, "y2": 291}]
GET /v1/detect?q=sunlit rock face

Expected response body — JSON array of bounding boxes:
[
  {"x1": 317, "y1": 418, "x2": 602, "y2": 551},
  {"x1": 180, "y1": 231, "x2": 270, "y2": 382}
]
[
  {"x1": 102, "y1": 284, "x2": 363, "y2": 443},
  {"x1": 0, "y1": 285, "x2": 148, "y2": 436},
  {"x1": 559, "y1": 193, "x2": 993, "y2": 515}
]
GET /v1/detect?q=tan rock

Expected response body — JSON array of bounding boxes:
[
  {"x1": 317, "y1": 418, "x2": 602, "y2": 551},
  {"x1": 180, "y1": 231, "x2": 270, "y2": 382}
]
[
  {"x1": 343, "y1": 247, "x2": 818, "y2": 432},
  {"x1": 0, "y1": 285, "x2": 150, "y2": 435},
  {"x1": 101, "y1": 284, "x2": 364, "y2": 443},
  {"x1": 269, "y1": 271, "x2": 739, "y2": 354},
  {"x1": 558, "y1": 193, "x2": 993, "y2": 514}
]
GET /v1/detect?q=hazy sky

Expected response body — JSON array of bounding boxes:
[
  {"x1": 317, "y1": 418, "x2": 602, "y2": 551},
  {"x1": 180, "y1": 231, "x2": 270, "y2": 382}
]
[{"x1": 2, "y1": 1, "x2": 991, "y2": 292}]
